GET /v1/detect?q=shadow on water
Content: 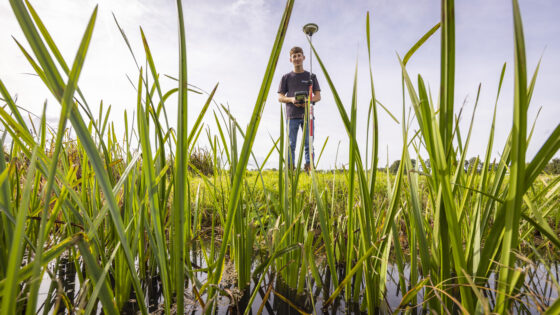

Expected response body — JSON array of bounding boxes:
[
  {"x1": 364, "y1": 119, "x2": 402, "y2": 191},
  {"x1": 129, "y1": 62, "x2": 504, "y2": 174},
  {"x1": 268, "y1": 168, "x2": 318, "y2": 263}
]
[
  {"x1": 56, "y1": 256, "x2": 76, "y2": 314},
  {"x1": 120, "y1": 274, "x2": 163, "y2": 314},
  {"x1": 38, "y1": 247, "x2": 559, "y2": 314}
]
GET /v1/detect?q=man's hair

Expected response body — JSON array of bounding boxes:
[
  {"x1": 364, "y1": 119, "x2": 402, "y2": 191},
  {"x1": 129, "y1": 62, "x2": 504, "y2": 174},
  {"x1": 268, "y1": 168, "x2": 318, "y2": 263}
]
[{"x1": 290, "y1": 46, "x2": 304, "y2": 56}]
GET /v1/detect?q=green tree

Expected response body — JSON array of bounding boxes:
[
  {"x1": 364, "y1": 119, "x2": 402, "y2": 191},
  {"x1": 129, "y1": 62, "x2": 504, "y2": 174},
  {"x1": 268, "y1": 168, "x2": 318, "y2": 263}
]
[
  {"x1": 389, "y1": 160, "x2": 400, "y2": 174},
  {"x1": 544, "y1": 158, "x2": 560, "y2": 174},
  {"x1": 467, "y1": 157, "x2": 482, "y2": 173}
]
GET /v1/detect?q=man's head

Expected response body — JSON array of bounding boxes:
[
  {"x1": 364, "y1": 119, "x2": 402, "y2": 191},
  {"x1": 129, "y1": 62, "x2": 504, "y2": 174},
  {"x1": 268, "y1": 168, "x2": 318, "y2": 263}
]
[{"x1": 289, "y1": 46, "x2": 305, "y2": 69}]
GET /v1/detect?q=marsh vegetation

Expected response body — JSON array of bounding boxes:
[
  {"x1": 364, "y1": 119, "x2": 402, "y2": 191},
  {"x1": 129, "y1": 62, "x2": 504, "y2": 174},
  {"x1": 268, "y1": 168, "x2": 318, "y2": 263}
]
[{"x1": 1, "y1": 0, "x2": 559, "y2": 314}]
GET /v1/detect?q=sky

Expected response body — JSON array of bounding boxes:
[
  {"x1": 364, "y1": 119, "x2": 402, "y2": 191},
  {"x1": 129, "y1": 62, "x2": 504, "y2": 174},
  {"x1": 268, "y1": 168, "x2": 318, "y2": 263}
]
[{"x1": 0, "y1": 0, "x2": 559, "y2": 170}]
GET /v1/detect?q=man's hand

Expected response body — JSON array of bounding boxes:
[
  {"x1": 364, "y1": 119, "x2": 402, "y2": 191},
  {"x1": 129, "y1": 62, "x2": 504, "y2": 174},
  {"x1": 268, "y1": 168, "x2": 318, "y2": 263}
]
[
  {"x1": 294, "y1": 96, "x2": 307, "y2": 107},
  {"x1": 278, "y1": 93, "x2": 297, "y2": 105},
  {"x1": 278, "y1": 93, "x2": 310, "y2": 107}
]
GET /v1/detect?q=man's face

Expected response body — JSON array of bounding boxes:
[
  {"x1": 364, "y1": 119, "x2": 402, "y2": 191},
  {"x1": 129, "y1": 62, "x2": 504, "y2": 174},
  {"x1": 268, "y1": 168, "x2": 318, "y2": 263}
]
[{"x1": 290, "y1": 52, "x2": 305, "y2": 66}]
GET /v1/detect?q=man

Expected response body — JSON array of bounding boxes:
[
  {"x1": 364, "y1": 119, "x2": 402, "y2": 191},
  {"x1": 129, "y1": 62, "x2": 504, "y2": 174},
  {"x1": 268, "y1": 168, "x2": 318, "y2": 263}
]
[{"x1": 278, "y1": 46, "x2": 321, "y2": 173}]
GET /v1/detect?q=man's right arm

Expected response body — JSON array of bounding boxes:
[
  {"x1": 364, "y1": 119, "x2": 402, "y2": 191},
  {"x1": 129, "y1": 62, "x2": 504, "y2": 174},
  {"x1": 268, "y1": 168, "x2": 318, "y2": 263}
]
[
  {"x1": 278, "y1": 74, "x2": 298, "y2": 105},
  {"x1": 278, "y1": 93, "x2": 296, "y2": 104}
]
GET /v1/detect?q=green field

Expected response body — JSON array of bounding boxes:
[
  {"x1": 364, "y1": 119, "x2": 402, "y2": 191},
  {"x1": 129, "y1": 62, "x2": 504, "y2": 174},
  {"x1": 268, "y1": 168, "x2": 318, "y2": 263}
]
[{"x1": 1, "y1": 0, "x2": 560, "y2": 314}]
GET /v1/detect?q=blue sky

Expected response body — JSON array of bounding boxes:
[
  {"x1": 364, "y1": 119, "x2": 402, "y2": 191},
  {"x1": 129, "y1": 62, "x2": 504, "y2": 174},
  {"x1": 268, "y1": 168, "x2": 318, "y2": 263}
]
[{"x1": 0, "y1": 0, "x2": 558, "y2": 169}]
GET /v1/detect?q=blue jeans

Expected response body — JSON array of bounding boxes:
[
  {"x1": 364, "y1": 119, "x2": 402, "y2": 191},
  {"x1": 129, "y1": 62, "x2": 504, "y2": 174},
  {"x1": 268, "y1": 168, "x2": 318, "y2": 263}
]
[{"x1": 287, "y1": 118, "x2": 313, "y2": 168}]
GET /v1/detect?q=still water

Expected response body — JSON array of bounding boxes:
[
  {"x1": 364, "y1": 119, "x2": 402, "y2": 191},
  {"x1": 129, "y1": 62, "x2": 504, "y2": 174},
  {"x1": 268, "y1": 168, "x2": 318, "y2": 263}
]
[{"x1": 37, "y1": 251, "x2": 558, "y2": 314}]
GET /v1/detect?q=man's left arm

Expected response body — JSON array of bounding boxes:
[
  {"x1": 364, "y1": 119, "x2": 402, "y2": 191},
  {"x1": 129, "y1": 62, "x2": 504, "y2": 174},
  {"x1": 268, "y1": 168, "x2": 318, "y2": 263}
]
[
  {"x1": 311, "y1": 90, "x2": 321, "y2": 103},
  {"x1": 311, "y1": 74, "x2": 321, "y2": 104}
]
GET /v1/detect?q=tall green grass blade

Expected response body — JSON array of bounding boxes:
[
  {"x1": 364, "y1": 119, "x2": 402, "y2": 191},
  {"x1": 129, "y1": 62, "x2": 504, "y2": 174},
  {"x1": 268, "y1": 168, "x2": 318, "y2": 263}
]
[
  {"x1": 525, "y1": 124, "x2": 560, "y2": 185},
  {"x1": 403, "y1": 22, "x2": 441, "y2": 66},
  {"x1": 26, "y1": 0, "x2": 115, "y2": 183},
  {"x1": 397, "y1": 21, "x2": 442, "y2": 309},
  {"x1": 495, "y1": 0, "x2": 528, "y2": 310},
  {"x1": 437, "y1": 5, "x2": 458, "y2": 306},
  {"x1": 0, "y1": 134, "x2": 13, "y2": 263},
  {"x1": 312, "y1": 155, "x2": 339, "y2": 287},
  {"x1": 395, "y1": 278, "x2": 431, "y2": 313},
  {"x1": 0, "y1": 234, "x2": 82, "y2": 292},
  {"x1": 174, "y1": 0, "x2": 189, "y2": 311},
  {"x1": 140, "y1": 27, "x2": 171, "y2": 131},
  {"x1": 366, "y1": 12, "x2": 379, "y2": 197},
  {"x1": 207, "y1": 0, "x2": 294, "y2": 307},
  {"x1": 77, "y1": 238, "x2": 119, "y2": 314},
  {"x1": 0, "y1": 80, "x2": 27, "y2": 130},
  {"x1": 24, "y1": 0, "x2": 69, "y2": 74},
  {"x1": 452, "y1": 85, "x2": 480, "y2": 194},
  {"x1": 26, "y1": 8, "x2": 97, "y2": 313},
  {"x1": 440, "y1": 0, "x2": 455, "y2": 155},
  {"x1": 136, "y1": 68, "x2": 172, "y2": 314},
  {"x1": 213, "y1": 111, "x2": 231, "y2": 165},
  {"x1": 521, "y1": 198, "x2": 560, "y2": 249},
  {"x1": 188, "y1": 84, "x2": 218, "y2": 149},
  {"x1": 7, "y1": 2, "x2": 149, "y2": 311},
  {"x1": 12, "y1": 38, "x2": 49, "y2": 89},
  {"x1": 9, "y1": 0, "x2": 63, "y2": 95},
  {"x1": 400, "y1": 56, "x2": 474, "y2": 310},
  {"x1": 309, "y1": 40, "x2": 372, "y2": 228},
  {"x1": 112, "y1": 13, "x2": 140, "y2": 69},
  {"x1": 344, "y1": 61, "x2": 358, "y2": 299},
  {"x1": 404, "y1": 150, "x2": 431, "y2": 277},
  {"x1": 467, "y1": 63, "x2": 504, "y2": 272},
  {"x1": 86, "y1": 152, "x2": 140, "y2": 239},
  {"x1": 84, "y1": 239, "x2": 122, "y2": 315},
  {"x1": 0, "y1": 143, "x2": 38, "y2": 315},
  {"x1": 544, "y1": 294, "x2": 560, "y2": 314},
  {"x1": 324, "y1": 242, "x2": 378, "y2": 307}
]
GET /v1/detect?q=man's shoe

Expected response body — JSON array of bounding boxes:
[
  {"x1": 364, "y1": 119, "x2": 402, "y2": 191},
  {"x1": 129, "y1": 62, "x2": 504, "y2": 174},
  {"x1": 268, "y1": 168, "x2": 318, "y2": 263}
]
[{"x1": 304, "y1": 163, "x2": 311, "y2": 174}]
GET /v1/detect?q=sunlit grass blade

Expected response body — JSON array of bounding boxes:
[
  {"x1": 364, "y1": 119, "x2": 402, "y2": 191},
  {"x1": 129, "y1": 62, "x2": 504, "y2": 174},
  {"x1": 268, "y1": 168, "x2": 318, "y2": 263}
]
[
  {"x1": 0, "y1": 143, "x2": 38, "y2": 315},
  {"x1": 8, "y1": 2, "x2": 149, "y2": 311},
  {"x1": 366, "y1": 11, "x2": 378, "y2": 197},
  {"x1": 344, "y1": 61, "x2": 358, "y2": 299},
  {"x1": 84, "y1": 239, "x2": 122, "y2": 315},
  {"x1": 173, "y1": 0, "x2": 190, "y2": 311},
  {"x1": 403, "y1": 23, "x2": 441, "y2": 66},
  {"x1": 495, "y1": 0, "x2": 528, "y2": 311},
  {"x1": 136, "y1": 68, "x2": 172, "y2": 313},
  {"x1": 395, "y1": 278, "x2": 431, "y2": 313},
  {"x1": 309, "y1": 38, "x2": 372, "y2": 228},
  {"x1": 0, "y1": 80, "x2": 27, "y2": 130},
  {"x1": 525, "y1": 123, "x2": 560, "y2": 185},
  {"x1": 1, "y1": 0, "x2": 558, "y2": 313},
  {"x1": 324, "y1": 242, "x2": 378, "y2": 307},
  {"x1": 399, "y1": 55, "x2": 474, "y2": 310},
  {"x1": 0, "y1": 234, "x2": 82, "y2": 292},
  {"x1": 25, "y1": 7, "x2": 97, "y2": 313},
  {"x1": 26, "y1": 0, "x2": 116, "y2": 180},
  {"x1": 312, "y1": 153, "x2": 339, "y2": 287},
  {"x1": 437, "y1": 3, "x2": 459, "y2": 308},
  {"x1": 188, "y1": 83, "x2": 218, "y2": 150},
  {"x1": 77, "y1": 238, "x2": 119, "y2": 314},
  {"x1": 207, "y1": 1, "x2": 294, "y2": 309},
  {"x1": 440, "y1": 0, "x2": 455, "y2": 154},
  {"x1": 521, "y1": 197, "x2": 560, "y2": 249},
  {"x1": 140, "y1": 27, "x2": 172, "y2": 131},
  {"x1": 9, "y1": 0, "x2": 64, "y2": 96}
]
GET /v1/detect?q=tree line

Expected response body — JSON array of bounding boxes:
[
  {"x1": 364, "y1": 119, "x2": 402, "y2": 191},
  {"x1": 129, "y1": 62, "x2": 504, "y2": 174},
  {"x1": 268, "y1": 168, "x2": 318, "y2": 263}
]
[{"x1": 386, "y1": 157, "x2": 560, "y2": 175}]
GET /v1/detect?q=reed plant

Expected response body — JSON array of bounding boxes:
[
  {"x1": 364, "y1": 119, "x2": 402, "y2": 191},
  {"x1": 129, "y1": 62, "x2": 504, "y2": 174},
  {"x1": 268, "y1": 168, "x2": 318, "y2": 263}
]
[{"x1": 0, "y1": 0, "x2": 559, "y2": 314}]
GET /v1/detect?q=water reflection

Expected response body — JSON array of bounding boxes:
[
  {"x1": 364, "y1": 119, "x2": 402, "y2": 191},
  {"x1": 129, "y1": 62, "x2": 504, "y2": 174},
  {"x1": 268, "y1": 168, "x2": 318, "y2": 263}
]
[
  {"x1": 57, "y1": 256, "x2": 76, "y2": 314},
  {"x1": 38, "y1": 248, "x2": 559, "y2": 314}
]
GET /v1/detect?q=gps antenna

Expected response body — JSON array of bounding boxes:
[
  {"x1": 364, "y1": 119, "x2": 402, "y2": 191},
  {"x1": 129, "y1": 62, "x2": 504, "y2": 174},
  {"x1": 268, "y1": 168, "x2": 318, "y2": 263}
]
[{"x1": 302, "y1": 23, "x2": 318, "y2": 171}]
